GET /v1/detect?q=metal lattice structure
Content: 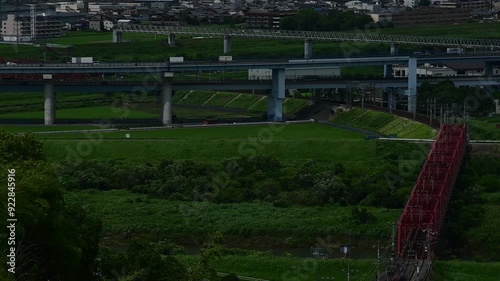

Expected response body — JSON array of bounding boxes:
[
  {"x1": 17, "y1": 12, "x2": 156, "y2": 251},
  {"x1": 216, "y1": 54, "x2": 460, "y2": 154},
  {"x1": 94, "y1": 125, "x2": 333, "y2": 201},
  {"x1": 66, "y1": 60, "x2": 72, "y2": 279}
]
[
  {"x1": 30, "y1": 4, "x2": 36, "y2": 41},
  {"x1": 398, "y1": 124, "x2": 468, "y2": 259},
  {"x1": 115, "y1": 24, "x2": 500, "y2": 49}
]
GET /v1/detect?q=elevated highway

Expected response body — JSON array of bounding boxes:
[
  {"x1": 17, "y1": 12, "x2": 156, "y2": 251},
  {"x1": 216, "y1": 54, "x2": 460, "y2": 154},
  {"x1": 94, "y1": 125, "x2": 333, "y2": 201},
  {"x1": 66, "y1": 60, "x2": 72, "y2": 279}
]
[
  {"x1": 0, "y1": 55, "x2": 499, "y2": 73},
  {"x1": 1, "y1": 55, "x2": 499, "y2": 125},
  {"x1": 1, "y1": 76, "x2": 499, "y2": 92}
]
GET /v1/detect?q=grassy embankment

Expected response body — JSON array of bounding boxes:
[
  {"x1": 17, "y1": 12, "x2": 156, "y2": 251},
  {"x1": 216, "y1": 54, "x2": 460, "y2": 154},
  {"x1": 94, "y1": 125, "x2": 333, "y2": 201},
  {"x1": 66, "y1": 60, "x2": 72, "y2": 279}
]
[
  {"x1": 0, "y1": 91, "x2": 309, "y2": 120},
  {"x1": 332, "y1": 108, "x2": 438, "y2": 139}
]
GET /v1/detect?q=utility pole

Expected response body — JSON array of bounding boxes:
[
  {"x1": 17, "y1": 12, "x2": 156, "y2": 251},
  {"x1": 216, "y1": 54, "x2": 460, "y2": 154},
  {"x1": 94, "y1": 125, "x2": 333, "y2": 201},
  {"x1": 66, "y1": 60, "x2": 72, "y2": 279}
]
[
  {"x1": 440, "y1": 105, "x2": 443, "y2": 125},
  {"x1": 377, "y1": 239, "x2": 381, "y2": 277},
  {"x1": 347, "y1": 261, "x2": 350, "y2": 281},
  {"x1": 391, "y1": 221, "x2": 397, "y2": 261}
]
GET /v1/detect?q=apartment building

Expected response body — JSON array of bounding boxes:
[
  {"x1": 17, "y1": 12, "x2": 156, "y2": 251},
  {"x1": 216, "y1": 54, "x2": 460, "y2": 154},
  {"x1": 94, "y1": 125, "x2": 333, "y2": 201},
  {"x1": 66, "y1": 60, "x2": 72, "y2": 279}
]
[
  {"x1": 457, "y1": 0, "x2": 492, "y2": 11},
  {"x1": 391, "y1": 7, "x2": 470, "y2": 26},
  {"x1": 2, "y1": 14, "x2": 63, "y2": 42},
  {"x1": 245, "y1": 9, "x2": 295, "y2": 29}
]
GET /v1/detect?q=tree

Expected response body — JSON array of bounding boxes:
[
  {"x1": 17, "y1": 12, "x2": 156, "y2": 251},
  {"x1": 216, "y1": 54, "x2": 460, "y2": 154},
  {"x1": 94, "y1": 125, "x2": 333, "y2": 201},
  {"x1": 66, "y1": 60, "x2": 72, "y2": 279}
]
[
  {"x1": 124, "y1": 239, "x2": 188, "y2": 281},
  {"x1": 280, "y1": 16, "x2": 297, "y2": 30},
  {"x1": 297, "y1": 9, "x2": 320, "y2": 30},
  {"x1": 0, "y1": 131, "x2": 44, "y2": 164},
  {"x1": 418, "y1": 0, "x2": 431, "y2": 6},
  {"x1": 186, "y1": 232, "x2": 224, "y2": 280},
  {"x1": 0, "y1": 130, "x2": 102, "y2": 281}
]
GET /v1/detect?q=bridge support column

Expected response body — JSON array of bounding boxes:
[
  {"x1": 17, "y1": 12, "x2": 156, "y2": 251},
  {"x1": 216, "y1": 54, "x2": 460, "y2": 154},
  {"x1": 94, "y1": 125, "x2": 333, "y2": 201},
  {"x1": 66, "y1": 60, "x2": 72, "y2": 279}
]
[
  {"x1": 161, "y1": 72, "x2": 174, "y2": 125},
  {"x1": 269, "y1": 68, "x2": 285, "y2": 122},
  {"x1": 168, "y1": 33, "x2": 176, "y2": 47},
  {"x1": 388, "y1": 90, "x2": 397, "y2": 112},
  {"x1": 224, "y1": 35, "x2": 232, "y2": 54},
  {"x1": 304, "y1": 38, "x2": 313, "y2": 59},
  {"x1": 384, "y1": 44, "x2": 399, "y2": 78},
  {"x1": 390, "y1": 44, "x2": 399, "y2": 55},
  {"x1": 44, "y1": 74, "x2": 55, "y2": 125},
  {"x1": 484, "y1": 62, "x2": 494, "y2": 77},
  {"x1": 407, "y1": 57, "x2": 417, "y2": 114},
  {"x1": 113, "y1": 30, "x2": 123, "y2": 43},
  {"x1": 383, "y1": 65, "x2": 392, "y2": 78}
]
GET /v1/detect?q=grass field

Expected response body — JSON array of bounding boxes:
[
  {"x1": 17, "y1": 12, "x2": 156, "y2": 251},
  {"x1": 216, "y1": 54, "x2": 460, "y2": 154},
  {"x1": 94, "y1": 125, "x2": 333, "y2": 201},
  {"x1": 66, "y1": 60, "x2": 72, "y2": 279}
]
[
  {"x1": 0, "y1": 106, "x2": 158, "y2": 119},
  {"x1": 41, "y1": 123, "x2": 361, "y2": 139},
  {"x1": 332, "y1": 108, "x2": 438, "y2": 139},
  {"x1": 177, "y1": 255, "x2": 378, "y2": 281},
  {"x1": 432, "y1": 260, "x2": 500, "y2": 281},
  {"x1": 176, "y1": 255, "x2": 500, "y2": 281},
  {"x1": 42, "y1": 123, "x2": 378, "y2": 161},
  {"x1": 380, "y1": 22, "x2": 500, "y2": 39},
  {"x1": 0, "y1": 125, "x2": 109, "y2": 133},
  {"x1": 0, "y1": 93, "x2": 109, "y2": 107},
  {"x1": 469, "y1": 117, "x2": 500, "y2": 140}
]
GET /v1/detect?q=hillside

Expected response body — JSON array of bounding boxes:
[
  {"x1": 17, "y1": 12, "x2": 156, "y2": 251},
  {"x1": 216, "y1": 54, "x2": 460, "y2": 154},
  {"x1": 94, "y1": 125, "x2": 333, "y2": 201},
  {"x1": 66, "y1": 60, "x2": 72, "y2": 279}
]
[{"x1": 331, "y1": 107, "x2": 438, "y2": 139}]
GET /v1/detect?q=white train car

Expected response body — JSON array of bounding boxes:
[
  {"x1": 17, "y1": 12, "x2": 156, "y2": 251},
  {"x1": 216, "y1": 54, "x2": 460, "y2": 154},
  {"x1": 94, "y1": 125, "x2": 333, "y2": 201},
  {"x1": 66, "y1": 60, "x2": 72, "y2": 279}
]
[{"x1": 248, "y1": 66, "x2": 341, "y2": 80}]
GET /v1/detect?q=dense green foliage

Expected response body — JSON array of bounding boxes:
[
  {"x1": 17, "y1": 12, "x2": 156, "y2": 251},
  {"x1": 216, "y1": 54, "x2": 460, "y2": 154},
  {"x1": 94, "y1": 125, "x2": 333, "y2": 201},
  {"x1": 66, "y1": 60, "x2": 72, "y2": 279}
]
[
  {"x1": 97, "y1": 233, "x2": 226, "y2": 280},
  {"x1": 0, "y1": 130, "x2": 102, "y2": 281},
  {"x1": 417, "y1": 81, "x2": 498, "y2": 117},
  {"x1": 58, "y1": 154, "x2": 417, "y2": 208},
  {"x1": 441, "y1": 153, "x2": 500, "y2": 261},
  {"x1": 65, "y1": 188, "x2": 400, "y2": 240},
  {"x1": 280, "y1": 9, "x2": 378, "y2": 31}
]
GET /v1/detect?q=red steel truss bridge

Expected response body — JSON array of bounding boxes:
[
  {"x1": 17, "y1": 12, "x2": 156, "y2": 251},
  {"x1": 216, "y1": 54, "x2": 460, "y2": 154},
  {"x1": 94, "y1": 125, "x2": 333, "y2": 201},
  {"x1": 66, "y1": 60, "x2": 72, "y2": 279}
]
[{"x1": 378, "y1": 123, "x2": 468, "y2": 281}]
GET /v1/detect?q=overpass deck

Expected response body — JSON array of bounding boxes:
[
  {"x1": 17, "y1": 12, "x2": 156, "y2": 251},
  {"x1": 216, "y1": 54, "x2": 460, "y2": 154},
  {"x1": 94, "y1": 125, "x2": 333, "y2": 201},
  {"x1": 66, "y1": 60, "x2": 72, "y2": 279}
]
[{"x1": 0, "y1": 55, "x2": 500, "y2": 73}]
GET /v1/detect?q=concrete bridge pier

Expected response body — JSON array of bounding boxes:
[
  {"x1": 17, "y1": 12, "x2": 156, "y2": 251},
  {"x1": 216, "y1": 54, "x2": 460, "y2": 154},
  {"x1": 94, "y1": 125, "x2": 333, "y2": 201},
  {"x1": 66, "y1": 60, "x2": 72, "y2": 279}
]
[
  {"x1": 304, "y1": 38, "x2": 313, "y2": 59},
  {"x1": 384, "y1": 43, "x2": 399, "y2": 78},
  {"x1": 269, "y1": 68, "x2": 285, "y2": 121},
  {"x1": 383, "y1": 90, "x2": 397, "y2": 111},
  {"x1": 168, "y1": 33, "x2": 176, "y2": 47},
  {"x1": 484, "y1": 62, "x2": 494, "y2": 77},
  {"x1": 388, "y1": 91, "x2": 397, "y2": 111},
  {"x1": 407, "y1": 57, "x2": 417, "y2": 113},
  {"x1": 44, "y1": 74, "x2": 56, "y2": 125},
  {"x1": 161, "y1": 72, "x2": 174, "y2": 125},
  {"x1": 224, "y1": 35, "x2": 232, "y2": 54},
  {"x1": 390, "y1": 44, "x2": 399, "y2": 55},
  {"x1": 113, "y1": 30, "x2": 123, "y2": 43}
]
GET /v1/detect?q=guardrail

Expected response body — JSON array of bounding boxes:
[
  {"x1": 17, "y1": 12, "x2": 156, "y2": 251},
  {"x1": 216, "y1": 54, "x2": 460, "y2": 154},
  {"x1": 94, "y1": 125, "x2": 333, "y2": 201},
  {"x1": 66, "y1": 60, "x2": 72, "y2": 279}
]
[
  {"x1": 18, "y1": 120, "x2": 315, "y2": 135},
  {"x1": 19, "y1": 128, "x2": 119, "y2": 135},
  {"x1": 217, "y1": 272, "x2": 269, "y2": 281}
]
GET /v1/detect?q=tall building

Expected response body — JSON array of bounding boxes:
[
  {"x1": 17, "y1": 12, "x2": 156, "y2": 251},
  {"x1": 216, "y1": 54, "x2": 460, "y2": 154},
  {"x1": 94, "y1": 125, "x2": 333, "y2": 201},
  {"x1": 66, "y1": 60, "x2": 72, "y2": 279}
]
[
  {"x1": 2, "y1": 13, "x2": 63, "y2": 42},
  {"x1": 457, "y1": 0, "x2": 492, "y2": 11},
  {"x1": 245, "y1": 9, "x2": 295, "y2": 29},
  {"x1": 391, "y1": 7, "x2": 471, "y2": 27}
]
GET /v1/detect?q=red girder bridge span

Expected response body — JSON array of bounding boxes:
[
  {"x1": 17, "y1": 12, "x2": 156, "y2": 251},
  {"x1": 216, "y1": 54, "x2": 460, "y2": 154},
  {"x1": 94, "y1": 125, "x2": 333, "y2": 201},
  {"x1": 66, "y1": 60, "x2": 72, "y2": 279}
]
[{"x1": 379, "y1": 124, "x2": 468, "y2": 281}]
